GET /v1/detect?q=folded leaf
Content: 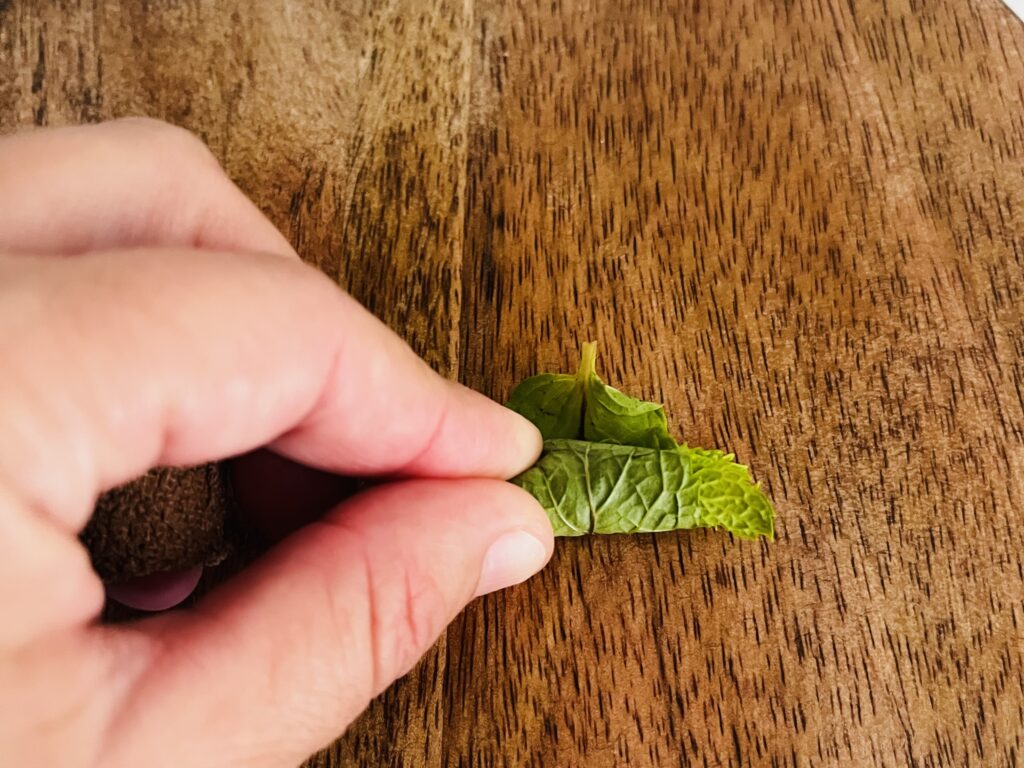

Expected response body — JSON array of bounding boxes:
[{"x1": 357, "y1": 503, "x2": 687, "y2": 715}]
[
  {"x1": 582, "y1": 374, "x2": 675, "y2": 448},
  {"x1": 507, "y1": 341, "x2": 674, "y2": 448},
  {"x1": 512, "y1": 439, "x2": 774, "y2": 540},
  {"x1": 505, "y1": 371, "x2": 584, "y2": 441}
]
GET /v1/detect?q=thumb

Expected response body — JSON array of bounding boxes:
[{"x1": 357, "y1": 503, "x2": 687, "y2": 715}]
[{"x1": 98, "y1": 479, "x2": 552, "y2": 768}]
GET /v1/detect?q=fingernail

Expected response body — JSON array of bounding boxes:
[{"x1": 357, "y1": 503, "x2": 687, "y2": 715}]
[{"x1": 475, "y1": 531, "x2": 549, "y2": 597}]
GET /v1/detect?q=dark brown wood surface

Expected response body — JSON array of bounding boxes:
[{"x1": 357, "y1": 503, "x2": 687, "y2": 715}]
[{"x1": 3, "y1": 1, "x2": 1024, "y2": 765}]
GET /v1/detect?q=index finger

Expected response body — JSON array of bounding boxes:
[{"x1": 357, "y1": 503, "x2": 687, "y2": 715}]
[
  {"x1": 0, "y1": 119, "x2": 297, "y2": 259},
  {"x1": 0, "y1": 248, "x2": 541, "y2": 532}
]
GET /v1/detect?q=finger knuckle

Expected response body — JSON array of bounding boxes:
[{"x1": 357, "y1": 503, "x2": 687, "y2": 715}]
[
  {"x1": 306, "y1": 517, "x2": 456, "y2": 703},
  {"x1": 371, "y1": 560, "x2": 450, "y2": 684}
]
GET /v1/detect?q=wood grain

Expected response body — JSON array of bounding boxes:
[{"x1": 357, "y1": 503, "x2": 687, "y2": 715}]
[{"x1": 3, "y1": 0, "x2": 1024, "y2": 766}]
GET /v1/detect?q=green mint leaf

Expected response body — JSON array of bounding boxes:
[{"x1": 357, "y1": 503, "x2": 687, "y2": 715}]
[
  {"x1": 511, "y1": 439, "x2": 775, "y2": 540},
  {"x1": 505, "y1": 372, "x2": 584, "y2": 440},
  {"x1": 506, "y1": 342, "x2": 776, "y2": 541},
  {"x1": 582, "y1": 373, "x2": 676, "y2": 449},
  {"x1": 507, "y1": 341, "x2": 674, "y2": 448},
  {"x1": 505, "y1": 360, "x2": 586, "y2": 441}
]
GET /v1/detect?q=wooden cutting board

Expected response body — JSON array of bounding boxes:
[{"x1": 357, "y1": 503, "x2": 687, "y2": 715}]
[{"x1": 2, "y1": 1, "x2": 1023, "y2": 765}]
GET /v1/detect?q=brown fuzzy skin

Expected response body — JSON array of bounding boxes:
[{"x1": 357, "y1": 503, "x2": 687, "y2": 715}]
[{"x1": 80, "y1": 463, "x2": 232, "y2": 583}]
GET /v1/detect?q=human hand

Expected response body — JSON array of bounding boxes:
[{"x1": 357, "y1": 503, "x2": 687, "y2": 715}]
[{"x1": 0, "y1": 119, "x2": 553, "y2": 767}]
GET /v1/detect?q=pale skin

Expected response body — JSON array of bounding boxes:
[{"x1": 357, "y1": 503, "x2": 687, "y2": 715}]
[{"x1": 0, "y1": 118, "x2": 554, "y2": 767}]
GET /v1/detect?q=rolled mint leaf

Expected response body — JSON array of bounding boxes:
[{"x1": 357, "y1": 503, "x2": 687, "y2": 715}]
[{"x1": 512, "y1": 439, "x2": 774, "y2": 540}]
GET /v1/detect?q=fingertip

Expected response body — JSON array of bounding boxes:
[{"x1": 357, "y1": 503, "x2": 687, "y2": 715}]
[
  {"x1": 505, "y1": 408, "x2": 545, "y2": 475},
  {"x1": 401, "y1": 382, "x2": 544, "y2": 479},
  {"x1": 479, "y1": 397, "x2": 544, "y2": 477},
  {"x1": 471, "y1": 480, "x2": 555, "y2": 597},
  {"x1": 474, "y1": 529, "x2": 550, "y2": 597},
  {"x1": 485, "y1": 479, "x2": 552, "y2": 544}
]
